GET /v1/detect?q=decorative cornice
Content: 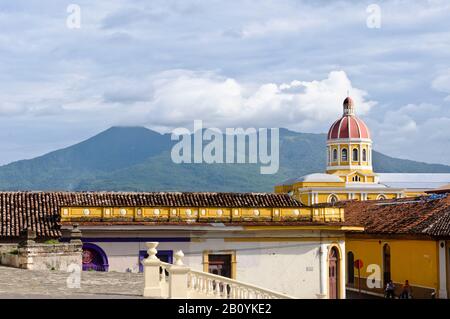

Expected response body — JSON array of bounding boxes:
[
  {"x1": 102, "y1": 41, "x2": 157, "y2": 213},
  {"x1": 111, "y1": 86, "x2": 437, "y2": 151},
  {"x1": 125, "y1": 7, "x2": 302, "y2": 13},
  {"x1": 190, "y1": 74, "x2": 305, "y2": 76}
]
[
  {"x1": 327, "y1": 138, "x2": 372, "y2": 144},
  {"x1": 60, "y1": 205, "x2": 346, "y2": 224},
  {"x1": 326, "y1": 165, "x2": 373, "y2": 171}
]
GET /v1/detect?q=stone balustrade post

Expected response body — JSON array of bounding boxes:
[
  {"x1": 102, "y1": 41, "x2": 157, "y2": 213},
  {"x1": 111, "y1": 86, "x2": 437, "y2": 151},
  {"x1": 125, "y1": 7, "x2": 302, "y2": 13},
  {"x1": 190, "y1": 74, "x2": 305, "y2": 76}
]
[
  {"x1": 69, "y1": 224, "x2": 83, "y2": 245},
  {"x1": 168, "y1": 250, "x2": 190, "y2": 299},
  {"x1": 142, "y1": 242, "x2": 162, "y2": 298},
  {"x1": 18, "y1": 228, "x2": 37, "y2": 269},
  {"x1": 18, "y1": 228, "x2": 36, "y2": 247}
]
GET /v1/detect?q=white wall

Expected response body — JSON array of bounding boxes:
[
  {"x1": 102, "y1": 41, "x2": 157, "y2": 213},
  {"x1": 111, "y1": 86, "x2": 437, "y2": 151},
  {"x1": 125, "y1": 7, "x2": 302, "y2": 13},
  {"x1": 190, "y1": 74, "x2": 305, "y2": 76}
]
[{"x1": 90, "y1": 239, "x2": 342, "y2": 298}]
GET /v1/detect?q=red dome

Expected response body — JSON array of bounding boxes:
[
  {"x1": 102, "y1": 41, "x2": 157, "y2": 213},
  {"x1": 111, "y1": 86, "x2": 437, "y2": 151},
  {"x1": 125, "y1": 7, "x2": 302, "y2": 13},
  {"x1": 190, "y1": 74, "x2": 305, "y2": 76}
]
[
  {"x1": 327, "y1": 96, "x2": 371, "y2": 140},
  {"x1": 327, "y1": 115, "x2": 370, "y2": 140}
]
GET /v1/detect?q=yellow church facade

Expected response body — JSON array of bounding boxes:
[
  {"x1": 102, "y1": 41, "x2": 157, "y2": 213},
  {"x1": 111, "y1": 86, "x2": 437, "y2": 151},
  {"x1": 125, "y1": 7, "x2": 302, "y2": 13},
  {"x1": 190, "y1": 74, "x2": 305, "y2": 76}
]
[{"x1": 275, "y1": 96, "x2": 421, "y2": 204}]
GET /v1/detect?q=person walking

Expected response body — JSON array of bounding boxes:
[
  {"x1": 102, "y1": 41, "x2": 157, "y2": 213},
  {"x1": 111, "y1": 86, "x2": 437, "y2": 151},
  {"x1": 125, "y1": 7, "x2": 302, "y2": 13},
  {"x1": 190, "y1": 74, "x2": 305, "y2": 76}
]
[
  {"x1": 385, "y1": 280, "x2": 396, "y2": 299},
  {"x1": 400, "y1": 280, "x2": 413, "y2": 299}
]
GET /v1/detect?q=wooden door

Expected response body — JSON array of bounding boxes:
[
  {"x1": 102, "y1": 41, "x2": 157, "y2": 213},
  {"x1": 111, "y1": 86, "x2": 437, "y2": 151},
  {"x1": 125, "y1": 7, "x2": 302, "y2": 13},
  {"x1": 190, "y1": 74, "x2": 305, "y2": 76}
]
[
  {"x1": 329, "y1": 247, "x2": 339, "y2": 299},
  {"x1": 383, "y1": 244, "x2": 391, "y2": 285},
  {"x1": 347, "y1": 251, "x2": 354, "y2": 284}
]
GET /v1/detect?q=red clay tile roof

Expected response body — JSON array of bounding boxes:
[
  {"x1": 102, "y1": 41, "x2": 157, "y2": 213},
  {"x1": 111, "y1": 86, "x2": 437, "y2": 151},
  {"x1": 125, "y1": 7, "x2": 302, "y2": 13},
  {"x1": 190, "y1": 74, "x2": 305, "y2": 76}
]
[
  {"x1": 340, "y1": 194, "x2": 450, "y2": 238},
  {"x1": 0, "y1": 191, "x2": 304, "y2": 239}
]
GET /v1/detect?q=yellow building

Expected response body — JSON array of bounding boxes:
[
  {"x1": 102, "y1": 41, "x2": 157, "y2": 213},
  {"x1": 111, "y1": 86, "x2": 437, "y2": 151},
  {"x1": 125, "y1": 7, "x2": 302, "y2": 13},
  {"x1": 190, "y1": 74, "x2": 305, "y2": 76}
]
[
  {"x1": 341, "y1": 190, "x2": 450, "y2": 299},
  {"x1": 275, "y1": 96, "x2": 430, "y2": 204}
]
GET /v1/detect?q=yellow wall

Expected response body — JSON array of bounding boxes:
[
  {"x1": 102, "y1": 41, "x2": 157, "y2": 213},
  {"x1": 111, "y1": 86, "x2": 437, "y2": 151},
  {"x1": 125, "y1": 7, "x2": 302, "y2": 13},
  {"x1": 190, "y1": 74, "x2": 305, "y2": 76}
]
[
  {"x1": 60, "y1": 205, "x2": 345, "y2": 223},
  {"x1": 291, "y1": 190, "x2": 398, "y2": 205},
  {"x1": 327, "y1": 143, "x2": 371, "y2": 169},
  {"x1": 347, "y1": 238, "x2": 438, "y2": 289}
]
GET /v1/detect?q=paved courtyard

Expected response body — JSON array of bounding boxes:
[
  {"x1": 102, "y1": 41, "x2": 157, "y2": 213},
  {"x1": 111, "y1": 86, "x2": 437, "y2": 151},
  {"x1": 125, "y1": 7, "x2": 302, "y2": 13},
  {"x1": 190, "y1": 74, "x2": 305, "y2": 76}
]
[
  {"x1": 0, "y1": 266, "x2": 383, "y2": 299},
  {"x1": 0, "y1": 266, "x2": 145, "y2": 298}
]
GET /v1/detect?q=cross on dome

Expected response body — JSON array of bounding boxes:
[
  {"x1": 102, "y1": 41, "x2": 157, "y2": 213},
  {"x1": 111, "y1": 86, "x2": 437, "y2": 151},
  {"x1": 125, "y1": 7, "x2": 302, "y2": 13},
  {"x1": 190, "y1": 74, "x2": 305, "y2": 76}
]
[{"x1": 343, "y1": 96, "x2": 355, "y2": 116}]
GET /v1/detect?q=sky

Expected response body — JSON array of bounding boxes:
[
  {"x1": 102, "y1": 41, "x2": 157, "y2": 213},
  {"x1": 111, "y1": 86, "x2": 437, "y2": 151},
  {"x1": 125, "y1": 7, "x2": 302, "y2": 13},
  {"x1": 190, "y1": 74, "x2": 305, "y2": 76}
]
[{"x1": 0, "y1": 0, "x2": 449, "y2": 165}]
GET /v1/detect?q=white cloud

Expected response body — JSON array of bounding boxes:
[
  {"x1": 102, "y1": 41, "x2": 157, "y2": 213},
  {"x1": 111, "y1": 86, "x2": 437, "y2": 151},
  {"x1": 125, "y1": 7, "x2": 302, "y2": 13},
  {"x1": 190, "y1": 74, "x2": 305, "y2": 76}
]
[
  {"x1": 239, "y1": 17, "x2": 324, "y2": 38},
  {"x1": 120, "y1": 70, "x2": 375, "y2": 133},
  {"x1": 369, "y1": 102, "x2": 450, "y2": 164},
  {"x1": 432, "y1": 69, "x2": 450, "y2": 100},
  {"x1": 0, "y1": 0, "x2": 449, "y2": 166},
  {"x1": 0, "y1": 68, "x2": 375, "y2": 135}
]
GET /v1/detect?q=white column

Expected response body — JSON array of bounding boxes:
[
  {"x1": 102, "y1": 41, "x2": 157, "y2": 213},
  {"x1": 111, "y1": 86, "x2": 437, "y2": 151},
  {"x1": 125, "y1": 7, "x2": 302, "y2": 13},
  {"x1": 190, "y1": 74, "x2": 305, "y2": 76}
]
[
  {"x1": 338, "y1": 145, "x2": 341, "y2": 165},
  {"x1": 327, "y1": 146, "x2": 330, "y2": 165},
  {"x1": 143, "y1": 242, "x2": 162, "y2": 298},
  {"x1": 168, "y1": 250, "x2": 190, "y2": 299},
  {"x1": 311, "y1": 193, "x2": 316, "y2": 205},
  {"x1": 359, "y1": 143, "x2": 362, "y2": 165},
  {"x1": 438, "y1": 240, "x2": 448, "y2": 299},
  {"x1": 317, "y1": 244, "x2": 328, "y2": 299}
]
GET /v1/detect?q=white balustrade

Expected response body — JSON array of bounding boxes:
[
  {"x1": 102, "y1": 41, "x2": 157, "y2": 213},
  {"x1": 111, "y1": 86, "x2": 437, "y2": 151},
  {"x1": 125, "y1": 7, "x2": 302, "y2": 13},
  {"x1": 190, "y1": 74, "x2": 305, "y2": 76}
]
[
  {"x1": 142, "y1": 242, "x2": 294, "y2": 299},
  {"x1": 142, "y1": 242, "x2": 162, "y2": 298}
]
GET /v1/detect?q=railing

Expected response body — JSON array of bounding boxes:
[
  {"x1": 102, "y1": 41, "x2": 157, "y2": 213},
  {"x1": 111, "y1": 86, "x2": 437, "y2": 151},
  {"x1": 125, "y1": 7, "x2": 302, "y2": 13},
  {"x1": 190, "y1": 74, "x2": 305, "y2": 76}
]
[
  {"x1": 187, "y1": 268, "x2": 294, "y2": 299},
  {"x1": 142, "y1": 242, "x2": 294, "y2": 299}
]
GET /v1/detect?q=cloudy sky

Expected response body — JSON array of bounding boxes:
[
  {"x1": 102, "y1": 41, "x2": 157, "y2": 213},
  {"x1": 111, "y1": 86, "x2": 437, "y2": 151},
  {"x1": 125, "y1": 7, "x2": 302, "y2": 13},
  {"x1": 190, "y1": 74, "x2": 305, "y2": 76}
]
[{"x1": 0, "y1": 0, "x2": 449, "y2": 165}]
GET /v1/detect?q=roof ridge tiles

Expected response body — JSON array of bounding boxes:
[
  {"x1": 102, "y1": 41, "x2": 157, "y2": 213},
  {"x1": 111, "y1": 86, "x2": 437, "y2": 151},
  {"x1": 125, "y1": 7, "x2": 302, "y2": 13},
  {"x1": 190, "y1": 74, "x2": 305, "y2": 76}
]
[{"x1": 0, "y1": 191, "x2": 303, "y2": 239}]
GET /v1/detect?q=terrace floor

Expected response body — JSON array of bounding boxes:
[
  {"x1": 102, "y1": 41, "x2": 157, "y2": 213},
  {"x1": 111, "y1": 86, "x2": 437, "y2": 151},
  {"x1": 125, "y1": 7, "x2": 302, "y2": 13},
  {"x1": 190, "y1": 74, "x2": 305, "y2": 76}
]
[
  {"x1": 0, "y1": 266, "x2": 381, "y2": 299},
  {"x1": 0, "y1": 266, "x2": 145, "y2": 298}
]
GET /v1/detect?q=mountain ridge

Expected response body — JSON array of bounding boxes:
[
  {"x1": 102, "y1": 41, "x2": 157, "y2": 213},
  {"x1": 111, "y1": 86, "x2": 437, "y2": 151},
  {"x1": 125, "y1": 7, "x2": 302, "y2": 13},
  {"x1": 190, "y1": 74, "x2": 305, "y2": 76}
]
[{"x1": 0, "y1": 126, "x2": 449, "y2": 192}]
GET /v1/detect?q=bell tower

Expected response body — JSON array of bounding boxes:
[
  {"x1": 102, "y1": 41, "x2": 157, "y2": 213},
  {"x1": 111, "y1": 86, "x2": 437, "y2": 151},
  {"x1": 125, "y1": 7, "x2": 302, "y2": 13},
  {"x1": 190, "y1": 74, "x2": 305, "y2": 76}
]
[{"x1": 326, "y1": 97, "x2": 375, "y2": 182}]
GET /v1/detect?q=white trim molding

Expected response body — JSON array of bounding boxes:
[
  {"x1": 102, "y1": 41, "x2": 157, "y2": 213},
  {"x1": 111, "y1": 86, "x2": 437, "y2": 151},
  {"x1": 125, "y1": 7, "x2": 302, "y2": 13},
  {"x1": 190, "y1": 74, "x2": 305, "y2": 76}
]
[
  {"x1": 438, "y1": 240, "x2": 448, "y2": 299},
  {"x1": 317, "y1": 244, "x2": 328, "y2": 299},
  {"x1": 327, "y1": 193, "x2": 339, "y2": 204},
  {"x1": 297, "y1": 187, "x2": 405, "y2": 193},
  {"x1": 326, "y1": 165, "x2": 373, "y2": 171},
  {"x1": 327, "y1": 138, "x2": 372, "y2": 145}
]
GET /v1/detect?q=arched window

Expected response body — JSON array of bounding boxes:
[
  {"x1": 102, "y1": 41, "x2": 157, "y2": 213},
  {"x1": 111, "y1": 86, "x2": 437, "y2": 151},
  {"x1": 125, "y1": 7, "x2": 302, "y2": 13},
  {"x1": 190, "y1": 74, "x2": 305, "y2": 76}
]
[
  {"x1": 347, "y1": 252, "x2": 355, "y2": 284},
  {"x1": 82, "y1": 243, "x2": 109, "y2": 272},
  {"x1": 377, "y1": 194, "x2": 386, "y2": 200},
  {"x1": 352, "y1": 176, "x2": 361, "y2": 182},
  {"x1": 362, "y1": 149, "x2": 367, "y2": 162},
  {"x1": 329, "y1": 194, "x2": 339, "y2": 204},
  {"x1": 352, "y1": 148, "x2": 358, "y2": 161},
  {"x1": 341, "y1": 148, "x2": 348, "y2": 162},
  {"x1": 333, "y1": 149, "x2": 338, "y2": 161}
]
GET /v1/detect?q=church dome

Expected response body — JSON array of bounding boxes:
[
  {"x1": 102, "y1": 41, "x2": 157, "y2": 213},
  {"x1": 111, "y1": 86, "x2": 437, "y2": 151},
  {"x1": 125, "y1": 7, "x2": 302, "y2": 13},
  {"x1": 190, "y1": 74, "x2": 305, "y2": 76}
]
[{"x1": 327, "y1": 97, "x2": 370, "y2": 140}]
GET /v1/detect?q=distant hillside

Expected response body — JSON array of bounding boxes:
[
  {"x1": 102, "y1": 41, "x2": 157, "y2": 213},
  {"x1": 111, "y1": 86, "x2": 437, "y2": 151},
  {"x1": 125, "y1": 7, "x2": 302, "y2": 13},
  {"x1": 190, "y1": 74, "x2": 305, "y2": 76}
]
[{"x1": 0, "y1": 126, "x2": 449, "y2": 192}]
